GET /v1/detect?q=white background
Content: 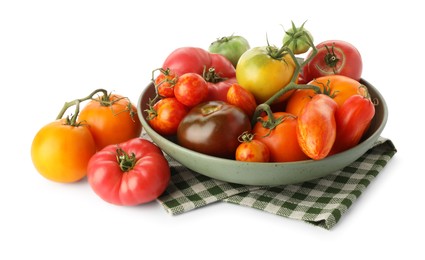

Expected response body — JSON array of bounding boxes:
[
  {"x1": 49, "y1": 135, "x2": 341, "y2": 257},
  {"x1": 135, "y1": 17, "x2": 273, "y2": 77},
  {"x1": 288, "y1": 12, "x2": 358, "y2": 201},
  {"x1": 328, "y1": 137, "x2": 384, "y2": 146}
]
[{"x1": 1, "y1": 0, "x2": 423, "y2": 259}]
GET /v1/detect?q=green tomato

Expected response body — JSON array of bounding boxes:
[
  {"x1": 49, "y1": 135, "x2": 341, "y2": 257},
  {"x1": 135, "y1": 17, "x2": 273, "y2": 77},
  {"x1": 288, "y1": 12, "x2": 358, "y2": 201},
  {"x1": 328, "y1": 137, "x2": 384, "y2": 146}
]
[
  {"x1": 282, "y1": 21, "x2": 314, "y2": 54},
  {"x1": 208, "y1": 35, "x2": 250, "y2": 67}
]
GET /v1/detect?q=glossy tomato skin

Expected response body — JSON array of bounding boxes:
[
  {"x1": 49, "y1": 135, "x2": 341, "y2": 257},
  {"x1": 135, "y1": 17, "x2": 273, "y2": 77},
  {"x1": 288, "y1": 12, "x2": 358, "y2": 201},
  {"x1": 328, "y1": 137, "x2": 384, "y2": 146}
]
[
  {"x1": 253, "y1": 112, "x2": 309, "y2": 162},
  {"x1": 208, "y1": 35, "x2": 250, "y2": 67},
  {"x1": 154, "y1": 68, "x2": 178, "y2": 98},
  {"x1": 147, "y1": 97, "x2": 188, "y2": 136},
  {"x1": 302, "y1": 40, "x2": 362, "y2": 83},
  {"x1": 331, "y1": 93, "x2": 375, "y2": 154},
  {"x1": 31, "y1": 119, "x2": 97, "y2": 183},
  {"x1": 297, "y1": 94, "x2": 338, "y2": 160},
  {"x1": 162, "y1": 47, "x2": 235, "y2": 78},
  {"x1": 87, "y1": 138, "x2": 170, "y2": 206},
  {"x1": 236, "y1": 46, "x2": 296, "y2": 103},
  {"x1": 235, "y1": 139, "x2": 270, "y2": 162},
  {"x1": 286, "y1": 75, "x2": 361, "y2": 116},
  {"x1": 226, "y1": 83, "x2": 257, "y2": 118},
  {"x1": 78, "y1": 94, "x2": 142, "y2": 150},
  {"x1": 205, "y1": 77, "x2": 238, "y2": 102},
  {"x1": 174, "y1": 73, "x2": 208, "y2": 107},
  {"x1": 177, "y1": 101, "x2": 251, "y2": 159}
]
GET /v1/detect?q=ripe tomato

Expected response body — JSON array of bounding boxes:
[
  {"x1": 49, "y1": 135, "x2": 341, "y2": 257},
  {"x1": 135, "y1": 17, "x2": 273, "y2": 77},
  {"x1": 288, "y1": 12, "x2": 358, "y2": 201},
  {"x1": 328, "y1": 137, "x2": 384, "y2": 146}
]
[
  {"x1": 31, "y1": 119, "x2": 97, "y2": 183},
  {"x1": 286, "y1": 75, "x2": 361, "y2": 116},
  {"x1": 226, "y1": 83, "x2": 257, "y2": 118},
  {"x1": 253, "y1": 112, "x2": 309, "y2": 162},
  {"x1": 235, "y1": 132, "x2": 270, "y2": 162},
  {"x1": 302, "y1": 40, "x2": 363, "y2": 83},
  {"x1": 154, "y1": 68, "x2": 178, "y2": 98},
  {"x1": 174, "y1": 73, "x2": 208, "y2": 107},
  {"x1": 209, "y1": 35, "x2": 250, "y2": 67},
  {"x1": 78, "y1": 94, "x2": 142, "y2": 150},
  {"x1": 297, "y1": 94, "x2": 338, "y2": 160},
  {"x1": 87, "y1": 138, "x2": 170, "y2": 206},
  {"x1": 146, "y1": 97, "x2": 188, "y2": 136},
  {"x1": 331, "y1": 92, "x2": 375, "y2": 154},
  {"x1": 177, "y1": 101, "x2": 251, "y2": 159},
  {"x1": 236, "y1": 46, "x2": 296, "y2": 103},
  {"x1": 203, "y1": 67, "x2": 237, "y2": 102}
]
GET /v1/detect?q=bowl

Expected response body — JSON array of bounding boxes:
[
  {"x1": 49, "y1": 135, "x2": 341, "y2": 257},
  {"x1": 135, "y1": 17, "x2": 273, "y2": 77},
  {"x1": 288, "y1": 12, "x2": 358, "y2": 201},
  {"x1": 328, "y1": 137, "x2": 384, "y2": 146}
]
[{"x1": 137, "y1": 79, "x2": 388, "y2": 186}]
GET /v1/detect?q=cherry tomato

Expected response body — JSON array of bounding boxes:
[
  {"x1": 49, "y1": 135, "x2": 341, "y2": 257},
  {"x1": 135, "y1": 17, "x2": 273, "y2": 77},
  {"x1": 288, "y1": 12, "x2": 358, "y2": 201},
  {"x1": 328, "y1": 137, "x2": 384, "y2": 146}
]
[
  {"x1": 253, "y1": 112, "x2": 309, "y2": 162},
  {"x1": 297, "y1": 94, "x2": 338, "y2": 160},
  {"x1": 154, "y1": 68, "x2": 178, "y2": 98},
  {"x1": 286, "y1": 75, "x2": 361, "y2": 116},
  {"x1": 78, "y1": 94, "x2": 142, "y2": 150},
  {"x1": 31, "y1": 119, "x2": 97, "y2": 183},
  {"x1": 282, "y1": 21, "x2": 313, "y2": 54},
  {"x1": 236, "y1": 46, "x2": 297, "y2": 103},
  {"x1": 174, "y1": 73, "x2": 208, "y2": 107},
  {"x1": 87, "y1": 138, "x2": 170, "y2": 206},
  {"x1": 302, "y1": 40, "x2": 363, "y2": 83},
  {"x1": 331, "y1": 90, "x2": 375, "y2": 154},
  {"x1": 209, "y1": 35, "x2": 250, "y2": 67},
  {"x1": 226, "y1": 83, "x2": 257, "y2": 118},
  {"x1": 146, "y1": 97, "x2": 188, "y2": 136},
  {"x1": 177, "y1": 101, "x2": 251, "y2": 159},
  {"x1": 235, "y1": 132, "x2": 270, "y2": 162}
]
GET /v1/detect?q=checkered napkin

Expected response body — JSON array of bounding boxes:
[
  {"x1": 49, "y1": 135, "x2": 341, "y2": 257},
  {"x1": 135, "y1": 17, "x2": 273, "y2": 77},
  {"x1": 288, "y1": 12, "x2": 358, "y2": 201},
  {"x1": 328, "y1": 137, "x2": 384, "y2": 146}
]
[{"x1": 153, "y1": 136, "x2": 396, "y2": 230}]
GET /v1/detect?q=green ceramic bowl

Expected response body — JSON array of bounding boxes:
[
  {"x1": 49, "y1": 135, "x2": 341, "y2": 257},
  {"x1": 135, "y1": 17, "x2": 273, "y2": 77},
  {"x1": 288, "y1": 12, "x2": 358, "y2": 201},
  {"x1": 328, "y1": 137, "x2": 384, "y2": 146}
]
[{"x1": 137, "y1": 79, "x2": 388, "y2": 186}]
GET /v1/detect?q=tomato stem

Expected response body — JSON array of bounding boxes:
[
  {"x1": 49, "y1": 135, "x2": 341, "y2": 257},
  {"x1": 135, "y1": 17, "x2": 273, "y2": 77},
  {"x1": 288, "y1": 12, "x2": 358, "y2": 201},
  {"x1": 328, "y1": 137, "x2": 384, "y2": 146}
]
[
  {"x1": 56, "y1": 89, "x2": 109, "y2": 126},
  {"x1": 116, "y1": 147, "x2": 136, "y2": 172}
]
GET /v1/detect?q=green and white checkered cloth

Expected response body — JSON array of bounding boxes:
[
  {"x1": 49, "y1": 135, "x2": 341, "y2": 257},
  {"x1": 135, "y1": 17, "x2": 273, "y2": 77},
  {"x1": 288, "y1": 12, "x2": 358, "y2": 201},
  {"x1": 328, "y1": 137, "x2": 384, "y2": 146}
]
[{"x1": 152, "y1": 135, "x2": 396, "y2": 230}]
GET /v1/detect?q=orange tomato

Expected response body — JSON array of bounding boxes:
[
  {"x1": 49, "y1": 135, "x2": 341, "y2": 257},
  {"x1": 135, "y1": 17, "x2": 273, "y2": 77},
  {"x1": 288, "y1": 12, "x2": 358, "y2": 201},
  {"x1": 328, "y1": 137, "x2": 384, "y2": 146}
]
[
  {"x1": 31, "y1": 119, "x2": 97, "y2": 183},
  {"x1": 286, "y1": 75, "x2": 361, "y2": 116},
  {"x1": 79, "y1": 94, "x2": 142, "y2": 150},
  {"x1": 253, "y1": 112, "x2": 309, "y2": 162}
]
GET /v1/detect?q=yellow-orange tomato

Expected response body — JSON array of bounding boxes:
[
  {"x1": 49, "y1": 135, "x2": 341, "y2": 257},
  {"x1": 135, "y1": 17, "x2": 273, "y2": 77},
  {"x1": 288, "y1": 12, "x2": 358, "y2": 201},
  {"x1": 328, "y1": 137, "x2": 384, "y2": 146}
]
[
  {"x1": 79, "y1": 94, "x2": 142, "y2": 150},
  {"x1": 235, "y1": 139, "x2": 270, "y2": 162},
  {"x1": 31, "y1": 119, "x2": 97, "y2": 183},
  {"x1": 286, "y1": 75, "x2": 361, "y2": 116}
]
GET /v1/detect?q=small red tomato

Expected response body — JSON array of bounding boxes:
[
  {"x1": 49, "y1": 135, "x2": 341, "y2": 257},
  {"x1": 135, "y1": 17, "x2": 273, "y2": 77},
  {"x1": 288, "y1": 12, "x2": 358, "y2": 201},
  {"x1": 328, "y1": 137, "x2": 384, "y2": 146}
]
[
  {"x1": 146, "y1": 97, "x2": 188, "y2": 136},
  {"x1": 174, "y1": 73, "x2": 208, "y2": 107},
  {"x1": 227, "y1": 83, "x2": 257, "y2": 118},
  {"x1": 154, "y1": 68, "x2": 178, "y2": 98},
  {"x1": 235, "y1": 132, "x2": 270, "y2": 162}
]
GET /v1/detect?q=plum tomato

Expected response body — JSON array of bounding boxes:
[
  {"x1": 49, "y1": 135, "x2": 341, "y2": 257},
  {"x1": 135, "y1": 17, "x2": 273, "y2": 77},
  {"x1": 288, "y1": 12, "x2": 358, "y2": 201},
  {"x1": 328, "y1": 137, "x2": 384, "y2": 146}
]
[
  {"x1": 302, "y1": 40, "x2": 363, "y2": 83},
  {"x1": 177, "y1": 101, "x2": 251, "y2": 159},
  {"x1": 226, "y1": 83, "x2": 257, "y2": 118}
]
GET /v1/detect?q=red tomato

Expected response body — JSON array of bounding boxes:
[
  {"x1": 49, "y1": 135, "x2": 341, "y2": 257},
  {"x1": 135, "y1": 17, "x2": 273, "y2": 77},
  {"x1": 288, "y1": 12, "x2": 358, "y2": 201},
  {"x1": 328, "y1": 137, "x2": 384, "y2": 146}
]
[
  {"x1": 235, "y1": 132, "x2": 270, "y2": 162},
  {"x1": 253, "y1": 112, "x2": 309, "y2": 162},
  {"x1": 146, "y1": 97, "x2": 188, "y2": 136},
  {"x1": 154, "y1": 68, "x2": 178, "y2": 98},
  {"x1": 331, "y1": 91, "x2": 375, "y2": 154},
  {"x1": 286, "y1": 75, "x2": 361, "y2": 116},
  {"x1": 297, "y1": 94, "x2": 338, "y2": 160},
  {"x1": 174, "y1": 73, "x2": 208, "y2": 107},
  {"x1": 78, "y1": 94, "x2": 142, "y2": 150},
  {"x1": 162, "y1": 47, "x2": 235, "y2": 78},
  {"x1": 87, "y1": 138, "x2": 170, "y2": 206},
  {"x1": 302, "y1": 40, "x2": 363, "y2": 83},
  {"x1": 227, "y1": 83, "x2": 257, "y2": 118},
  {"x1": 203, "y1": 67, "x2": 238, "y2": 102}
]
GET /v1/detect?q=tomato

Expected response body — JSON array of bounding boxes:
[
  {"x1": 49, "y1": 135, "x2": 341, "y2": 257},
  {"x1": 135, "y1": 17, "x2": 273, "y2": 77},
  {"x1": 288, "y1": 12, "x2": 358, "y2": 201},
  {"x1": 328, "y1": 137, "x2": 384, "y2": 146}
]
[
  {"x1": 31, "y1": 119, "x2": 97, "y2": 183},
  {"x1": 331, "y1": 91, "x2": 375, "y2": 154},
  {"x1": 177, "y1": 101, "x2": 251, "y2": 159},
  {"x1": 253, "y1": 112, "x2": 309, "y2": 162},
  {"x1": 146, "y1": 97, "x2": 188, "y2": 136},
  {"x1": 203, "y1": 67, "x2": 238, "y2": 102},
  {"x1": 297, "y1": 94, "x2": 338, "y2": 160},
  {"x1": 235, "y1": 132, "x2": 270, "y2": 162},
  {"x1": 226, "y1": 83, "x2": 257, "y2": 118},
  {"x1": 78, "y1": 94, "x2": 142, "y2": 150},
  {"x1": 162, "y1": 47, "x2": 235, "y2": 78},
  {"x1": 282, "y1": 21, "x2": 314, "y2": 54},
  {"x1": 154, "y1": 68, "x2": 178, "y2": 98},
  {"x1": 286, "y1": 75, "x2": 362, "y2": 116},
  {"x1": 174, "y1": 73, "x2": 208, "y2": 107},
  {"x1": 302, "y1": 40, "x2": 363, "y2": 83},
  {"x1": 236, "y1": 46, "x2": 297, "y2": 103},
  {"x1": 208, "y1": 35, "x2": 250, "y2": 67},
  {"x1": 87, "y1": 138, "x2": 170, "y2": 206}
]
